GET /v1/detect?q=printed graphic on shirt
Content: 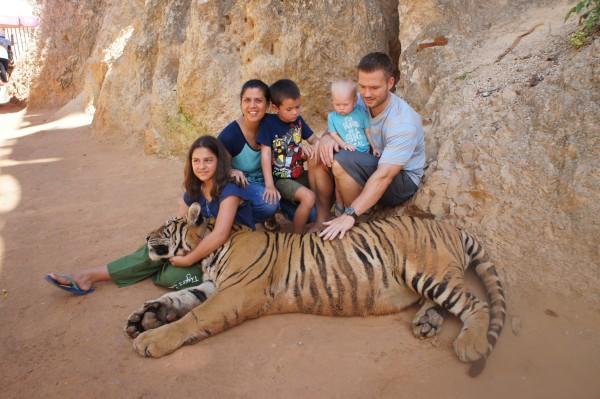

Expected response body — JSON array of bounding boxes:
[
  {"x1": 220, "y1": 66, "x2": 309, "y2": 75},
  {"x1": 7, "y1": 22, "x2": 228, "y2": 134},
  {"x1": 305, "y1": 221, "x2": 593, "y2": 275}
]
[
  {"x1": 272, "y1": 123, "x2": 304, "y2": 179},
  {"x1": 342, "y1": 116, "x2": 369, "y2": 150}
]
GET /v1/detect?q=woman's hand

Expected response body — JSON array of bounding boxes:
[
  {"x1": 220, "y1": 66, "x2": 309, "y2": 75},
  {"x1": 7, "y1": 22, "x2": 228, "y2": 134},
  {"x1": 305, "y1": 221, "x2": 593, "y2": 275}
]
[
  {"x1": 318, "y1": 135, "x2": 339, "y2": 167},
  {"x1": 262, "y1": 185, "x2": 281, "y2": 205},
  {"x1": 230, "y1": 169, "x2": 248, "y2": 186}
]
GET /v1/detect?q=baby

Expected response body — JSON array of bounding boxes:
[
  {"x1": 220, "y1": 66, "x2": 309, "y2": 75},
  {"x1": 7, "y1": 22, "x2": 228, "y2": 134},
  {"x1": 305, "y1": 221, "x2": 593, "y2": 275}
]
[{"x1": 327, "y1": 78, "x2": 379, "y2": 215}]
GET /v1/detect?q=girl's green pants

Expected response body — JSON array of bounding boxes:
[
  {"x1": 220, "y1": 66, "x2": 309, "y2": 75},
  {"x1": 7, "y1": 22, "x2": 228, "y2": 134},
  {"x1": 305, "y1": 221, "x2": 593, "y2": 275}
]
[{"x1": 107, "y1": 244, "x2": 203, "y2": 290}]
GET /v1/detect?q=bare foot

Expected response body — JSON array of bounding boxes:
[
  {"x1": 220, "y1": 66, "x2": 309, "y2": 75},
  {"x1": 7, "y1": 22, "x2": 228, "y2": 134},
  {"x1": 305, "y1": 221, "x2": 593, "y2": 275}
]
[
  {"x1": 47, "y1": 264, "x2": 111, "y2": 292},
  {"x1": 47, "y1": 272, "x2": 94, "y2": 292}
]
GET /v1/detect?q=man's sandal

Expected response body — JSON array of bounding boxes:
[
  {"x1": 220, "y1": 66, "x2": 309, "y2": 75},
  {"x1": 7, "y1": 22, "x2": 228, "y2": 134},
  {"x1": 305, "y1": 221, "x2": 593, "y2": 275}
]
[{"x1": 333, "y1": 203, "x2": 345, "y2": 217}]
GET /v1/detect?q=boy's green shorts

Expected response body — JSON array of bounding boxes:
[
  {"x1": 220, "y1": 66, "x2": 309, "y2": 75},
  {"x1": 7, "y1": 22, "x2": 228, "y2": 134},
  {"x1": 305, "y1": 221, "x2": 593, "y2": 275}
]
[{"x1": 275, "y1": 172, "x2": 310, "y2": 204}]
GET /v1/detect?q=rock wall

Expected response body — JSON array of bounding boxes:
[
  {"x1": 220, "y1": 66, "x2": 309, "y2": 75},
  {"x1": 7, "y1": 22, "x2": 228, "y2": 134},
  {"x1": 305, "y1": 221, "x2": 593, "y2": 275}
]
[
  {"x1": 396, "y1": 1, "x2": 600, "y2": 303},
  {"x1": 8, "y1": 0, "x2": 600, "y2": 304},
  {"x1": 14, "y1": 0, "x2": 399, "y2": 154}
]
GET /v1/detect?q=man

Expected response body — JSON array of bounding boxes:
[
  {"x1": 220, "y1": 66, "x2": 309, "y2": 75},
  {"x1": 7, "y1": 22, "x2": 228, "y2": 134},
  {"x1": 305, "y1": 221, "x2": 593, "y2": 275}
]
[{"x1": 309, "y1": 52, "x2": 425, "y2": 239}]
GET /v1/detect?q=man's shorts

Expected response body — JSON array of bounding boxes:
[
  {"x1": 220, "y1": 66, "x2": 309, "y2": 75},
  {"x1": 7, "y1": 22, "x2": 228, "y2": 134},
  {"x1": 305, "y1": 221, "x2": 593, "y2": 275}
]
[
  {"x1": 334, "y1": 150, "x2": 418, "y2": 207},
  {"x1": 275, "y1": 172, "x2": 310, "y2": 204}
]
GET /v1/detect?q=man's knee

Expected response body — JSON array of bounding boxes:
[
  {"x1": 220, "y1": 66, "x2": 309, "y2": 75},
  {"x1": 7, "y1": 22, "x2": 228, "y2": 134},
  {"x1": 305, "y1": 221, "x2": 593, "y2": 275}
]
[{"x1": 331, "y1": 159, "x2": 348, "y2": 179}]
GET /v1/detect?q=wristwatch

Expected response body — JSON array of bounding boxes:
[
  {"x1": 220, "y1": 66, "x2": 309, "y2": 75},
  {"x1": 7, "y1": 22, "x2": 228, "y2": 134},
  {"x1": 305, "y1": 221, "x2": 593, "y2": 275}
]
[{"x1": 344, "y1": 207, "x2": 360, "y2": 222}]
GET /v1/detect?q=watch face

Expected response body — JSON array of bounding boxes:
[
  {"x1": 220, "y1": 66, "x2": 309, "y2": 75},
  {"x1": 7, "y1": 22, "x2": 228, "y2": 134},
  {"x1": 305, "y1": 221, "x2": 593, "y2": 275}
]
[{"x1": 344, "y1": 207, "x2": 358, "y2": 221}]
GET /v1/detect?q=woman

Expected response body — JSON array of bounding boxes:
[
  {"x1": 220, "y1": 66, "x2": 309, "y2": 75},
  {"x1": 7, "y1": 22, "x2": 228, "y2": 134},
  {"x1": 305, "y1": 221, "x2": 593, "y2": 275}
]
[
  {"x1": 217, "y1": 79, "x2": 279, "y2": 226},
  {"x1": 218, "y1": 79, "x2": 315, "y2": 229},
  {"x1": 45, "y1": 136, "x2": 254, "y2": 294}
]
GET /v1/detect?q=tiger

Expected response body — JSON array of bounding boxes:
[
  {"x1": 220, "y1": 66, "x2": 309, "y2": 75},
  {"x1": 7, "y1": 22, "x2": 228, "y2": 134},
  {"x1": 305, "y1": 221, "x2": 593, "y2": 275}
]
[{"x1": 125, "y1": 202, "x2": 506, "y2": 377}]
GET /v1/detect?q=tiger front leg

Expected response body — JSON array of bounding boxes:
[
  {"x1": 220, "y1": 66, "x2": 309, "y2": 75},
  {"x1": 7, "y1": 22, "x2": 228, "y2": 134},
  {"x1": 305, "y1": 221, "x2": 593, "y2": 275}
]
[
  {"x1": 132, "y1": 286, "x2": 267, "y2": 358},
  {"x1": 412, "y1": 299, "x2": 445, "y2": 338},
  {"x1": 125, "y1": 282, "x2": 216, "y2": 338}
]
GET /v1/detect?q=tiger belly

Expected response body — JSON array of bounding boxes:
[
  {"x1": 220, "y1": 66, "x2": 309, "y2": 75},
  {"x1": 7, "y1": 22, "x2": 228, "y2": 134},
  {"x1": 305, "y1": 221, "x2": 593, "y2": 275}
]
[
  {"x1": 230, "y1": 229, "x2": 425, "y2": 318},
  {"x1": 264, "y1": 256, "x2": 421, "y2": 317}
]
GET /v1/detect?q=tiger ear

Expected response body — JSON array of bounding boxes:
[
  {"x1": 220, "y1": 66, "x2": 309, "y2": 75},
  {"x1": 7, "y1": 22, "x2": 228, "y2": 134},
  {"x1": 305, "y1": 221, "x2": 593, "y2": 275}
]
[{"x1": 187, "y1": 203, "x2": 203, "y2": 226}]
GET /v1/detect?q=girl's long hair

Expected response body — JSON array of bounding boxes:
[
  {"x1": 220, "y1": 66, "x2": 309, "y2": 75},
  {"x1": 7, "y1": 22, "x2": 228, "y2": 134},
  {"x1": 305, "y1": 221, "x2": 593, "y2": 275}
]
[{"x1": 183, "y1": 135, "x2": 232, "y2": 201}]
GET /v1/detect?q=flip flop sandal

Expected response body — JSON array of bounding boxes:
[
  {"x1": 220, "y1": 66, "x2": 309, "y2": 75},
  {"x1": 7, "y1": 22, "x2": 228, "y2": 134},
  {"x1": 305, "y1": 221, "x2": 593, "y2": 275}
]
[{"x1": 44, "y1": 274, "x2": 95, "y2": 295}]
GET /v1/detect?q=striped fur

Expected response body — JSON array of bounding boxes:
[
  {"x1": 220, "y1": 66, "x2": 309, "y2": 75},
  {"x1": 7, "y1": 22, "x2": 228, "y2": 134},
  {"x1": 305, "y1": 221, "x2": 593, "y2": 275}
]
[{"x1": 130, "y1": 203, "x2": 505, "y2": 376}]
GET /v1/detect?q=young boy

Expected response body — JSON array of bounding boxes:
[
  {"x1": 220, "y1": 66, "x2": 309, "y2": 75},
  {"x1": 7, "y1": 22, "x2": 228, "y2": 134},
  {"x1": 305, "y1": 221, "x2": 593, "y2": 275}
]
[
  {"x1": 257, "y1": 79, "x2": 318, "y2": 234},
  {"x1": 327, "y1": 78, "x2": 380, "y2": 215}
]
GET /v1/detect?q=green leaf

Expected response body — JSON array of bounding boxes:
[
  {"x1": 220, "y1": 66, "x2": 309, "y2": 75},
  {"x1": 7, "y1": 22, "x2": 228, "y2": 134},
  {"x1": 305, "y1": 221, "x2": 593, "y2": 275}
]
[{"x1": 565, "y1": 6, "x2": 577, "y2": 21}]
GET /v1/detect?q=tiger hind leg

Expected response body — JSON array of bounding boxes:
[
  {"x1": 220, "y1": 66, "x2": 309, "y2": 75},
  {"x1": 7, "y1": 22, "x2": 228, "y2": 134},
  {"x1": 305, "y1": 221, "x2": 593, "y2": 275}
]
[
  {"x1": 444, "y1": 290, "x2": 490, "y2": 363},
  {"x1": 412, "y1": 299, "x2": 445, "y2": 338},
  {"x1": 125, "y1": 282, "x2": 216, "y2": 338}
]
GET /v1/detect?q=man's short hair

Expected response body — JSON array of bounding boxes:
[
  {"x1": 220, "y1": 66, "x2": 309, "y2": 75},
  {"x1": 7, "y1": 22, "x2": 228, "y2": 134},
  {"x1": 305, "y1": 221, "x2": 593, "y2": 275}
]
[
  {"x1": 356, "y1": 52, "x2": 394, "y2": 79},
  {"x1": 269, "y1": 79, "x2": 301, "y2": 106}
]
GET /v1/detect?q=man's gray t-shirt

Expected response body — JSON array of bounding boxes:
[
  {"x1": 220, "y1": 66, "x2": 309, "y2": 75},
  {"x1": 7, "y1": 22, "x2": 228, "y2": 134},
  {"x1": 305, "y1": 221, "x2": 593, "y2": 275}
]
[{"x1": 357, "y1": 93, "x2": 425, "y2": 186}]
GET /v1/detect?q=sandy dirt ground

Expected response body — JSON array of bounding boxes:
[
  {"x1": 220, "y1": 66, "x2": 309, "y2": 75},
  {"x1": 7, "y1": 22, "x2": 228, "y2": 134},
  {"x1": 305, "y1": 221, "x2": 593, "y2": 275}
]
[{"x1": 1, "y1": 101, "x2": 599, "y2": 399}]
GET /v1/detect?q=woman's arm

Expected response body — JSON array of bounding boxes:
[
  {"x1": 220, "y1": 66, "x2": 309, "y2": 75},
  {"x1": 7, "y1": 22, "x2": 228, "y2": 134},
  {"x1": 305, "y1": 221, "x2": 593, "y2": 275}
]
[{"x1": 169, "y1": 196, "x2": 241, "y2": 267}]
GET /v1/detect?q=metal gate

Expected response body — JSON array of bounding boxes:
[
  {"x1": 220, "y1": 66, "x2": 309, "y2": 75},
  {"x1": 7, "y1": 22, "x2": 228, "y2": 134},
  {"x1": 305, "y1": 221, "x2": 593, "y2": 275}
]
[{"x1": 3, "y1": 26, "x2": 35, "y2": 62}]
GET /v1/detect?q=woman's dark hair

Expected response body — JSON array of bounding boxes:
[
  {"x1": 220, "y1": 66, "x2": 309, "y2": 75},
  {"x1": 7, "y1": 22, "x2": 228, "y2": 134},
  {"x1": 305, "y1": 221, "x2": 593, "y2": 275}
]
[
  {"x1": 240, "y1": 79, "x2": 270, "y2": 103},
  {"x1": 184, "y1": 135, "x2": 232, "y2": 201}
]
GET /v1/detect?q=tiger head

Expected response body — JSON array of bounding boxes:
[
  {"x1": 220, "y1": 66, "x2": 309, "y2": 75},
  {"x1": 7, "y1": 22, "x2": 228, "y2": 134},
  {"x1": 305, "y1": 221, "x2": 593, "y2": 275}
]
[{"x1": 146, "y1": 203, "x2": 209, "y2": 261}]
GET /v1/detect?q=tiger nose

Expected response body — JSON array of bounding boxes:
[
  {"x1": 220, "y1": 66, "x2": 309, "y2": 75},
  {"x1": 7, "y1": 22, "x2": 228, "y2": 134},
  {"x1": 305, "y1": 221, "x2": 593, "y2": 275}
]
[{"x1": 153, "y1": 245, "x2": 169, "y2": 256}]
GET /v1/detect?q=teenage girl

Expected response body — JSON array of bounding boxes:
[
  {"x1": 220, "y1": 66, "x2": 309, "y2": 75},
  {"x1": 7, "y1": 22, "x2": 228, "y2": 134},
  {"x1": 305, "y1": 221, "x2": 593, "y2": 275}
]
[{"x1": 45, "y1": 136, "x2": 254, "y2": 294}]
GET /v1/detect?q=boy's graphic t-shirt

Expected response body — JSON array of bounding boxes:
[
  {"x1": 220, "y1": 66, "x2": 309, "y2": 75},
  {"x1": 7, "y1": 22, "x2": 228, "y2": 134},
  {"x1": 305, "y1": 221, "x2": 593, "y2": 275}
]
[{"x1": 257, "y1": 113, "x2": 314, "y2": 179}]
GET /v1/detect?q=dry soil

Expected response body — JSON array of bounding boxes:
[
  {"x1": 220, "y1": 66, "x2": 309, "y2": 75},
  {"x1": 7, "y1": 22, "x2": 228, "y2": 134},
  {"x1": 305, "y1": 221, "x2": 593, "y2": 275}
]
[{"x1": 1, "y1": 101, "x2": 599, "y2": 399}]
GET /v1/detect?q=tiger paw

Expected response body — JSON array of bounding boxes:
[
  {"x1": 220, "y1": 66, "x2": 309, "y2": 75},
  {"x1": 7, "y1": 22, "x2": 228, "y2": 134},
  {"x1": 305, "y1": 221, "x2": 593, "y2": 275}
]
[
  {"x1": 412, "y1": 305, "x2": 444, "y2": 338},
  {"x1": 133, "y1": 326, "x2": 188, "y2": 358},
  {"x1": 453, "y1": 326, "x2": 489, "y2": 362},
  {"x1": 125, "y1": 283, "x2": 215, "y2": 338},
  {"x1": 125, "y1": 299, "x2": 181, "y2": 338}
]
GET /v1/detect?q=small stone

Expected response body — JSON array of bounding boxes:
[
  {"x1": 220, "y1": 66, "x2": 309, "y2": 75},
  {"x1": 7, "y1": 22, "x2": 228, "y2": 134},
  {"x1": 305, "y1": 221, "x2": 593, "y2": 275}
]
[
  {"x1": 511, "y1": 315, "x2": 521, "y2": 336},
  {"x1": 529, "y1": 74, "x2": 544, "y2": 87}
]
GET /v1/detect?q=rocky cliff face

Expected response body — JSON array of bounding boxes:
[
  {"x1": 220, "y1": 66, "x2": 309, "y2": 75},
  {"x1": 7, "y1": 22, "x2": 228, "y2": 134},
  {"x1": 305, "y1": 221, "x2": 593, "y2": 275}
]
[
  {"x1": 396, "y1": 1, "x2": 599, "y2": 303},
  {"x1": 9, "y1": 0, "x2": 600, "y2": 303}
]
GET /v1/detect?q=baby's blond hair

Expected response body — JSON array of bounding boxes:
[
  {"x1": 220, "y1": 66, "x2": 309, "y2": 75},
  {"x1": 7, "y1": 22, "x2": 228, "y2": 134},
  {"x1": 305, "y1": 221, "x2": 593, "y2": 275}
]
[{"x1": 331, "y1": 79, "x2": 357, "y2": 98}]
